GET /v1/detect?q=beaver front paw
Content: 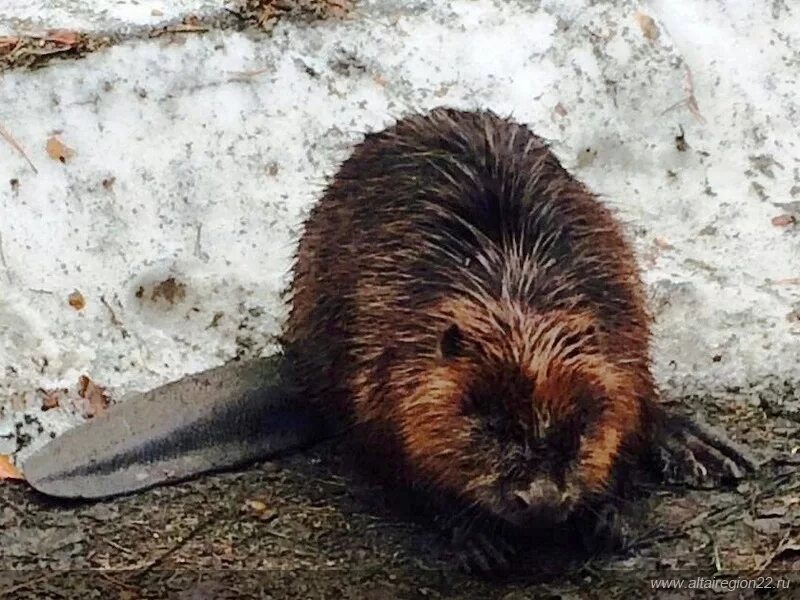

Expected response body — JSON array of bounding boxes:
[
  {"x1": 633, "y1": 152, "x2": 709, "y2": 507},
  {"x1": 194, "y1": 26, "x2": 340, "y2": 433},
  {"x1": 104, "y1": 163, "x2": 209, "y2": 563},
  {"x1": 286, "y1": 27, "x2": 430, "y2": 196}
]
[
  {"x1": 574, "y1": 503, "x2": 629, "y2": 554},
  {"x1": 651, "y1": 410, "x2": 759, "y2": 488}
]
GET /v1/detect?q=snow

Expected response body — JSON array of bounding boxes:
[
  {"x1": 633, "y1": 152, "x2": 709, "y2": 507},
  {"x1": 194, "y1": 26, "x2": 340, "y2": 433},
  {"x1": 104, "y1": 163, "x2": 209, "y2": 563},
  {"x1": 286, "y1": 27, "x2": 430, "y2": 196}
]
[{"x1": 1, "y1": 0, "x2": 799, "y2": 460}]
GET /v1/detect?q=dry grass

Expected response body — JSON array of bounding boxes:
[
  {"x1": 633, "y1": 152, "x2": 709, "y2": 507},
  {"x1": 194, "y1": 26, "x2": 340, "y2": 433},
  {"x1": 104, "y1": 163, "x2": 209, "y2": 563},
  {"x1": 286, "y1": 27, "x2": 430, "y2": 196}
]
[
  {"x1": 235, "y1": 0, "x2": 353, "y2": 30},
  {"x1": 0, "y1": 30, "x2": 109, "y2": 71},
  {"x1": 0, "y1": 2, "x2": 354, "y2": 73}
]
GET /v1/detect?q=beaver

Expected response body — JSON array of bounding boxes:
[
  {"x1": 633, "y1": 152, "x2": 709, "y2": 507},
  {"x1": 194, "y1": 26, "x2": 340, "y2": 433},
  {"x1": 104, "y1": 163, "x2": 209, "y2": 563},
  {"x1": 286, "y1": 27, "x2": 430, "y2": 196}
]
[
  {"x1": 282, "y1": 107, "x2": 756, "y2": 573},
  {"x1": 20, "y1": 106, "x2": 756, "y2": 573}
]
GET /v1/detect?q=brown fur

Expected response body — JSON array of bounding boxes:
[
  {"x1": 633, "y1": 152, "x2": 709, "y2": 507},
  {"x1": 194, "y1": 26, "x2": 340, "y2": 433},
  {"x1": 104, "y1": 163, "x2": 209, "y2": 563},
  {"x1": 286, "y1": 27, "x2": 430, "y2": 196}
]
[{"x1": 283, "y1": 108, "x2": 655, "y2": 534}]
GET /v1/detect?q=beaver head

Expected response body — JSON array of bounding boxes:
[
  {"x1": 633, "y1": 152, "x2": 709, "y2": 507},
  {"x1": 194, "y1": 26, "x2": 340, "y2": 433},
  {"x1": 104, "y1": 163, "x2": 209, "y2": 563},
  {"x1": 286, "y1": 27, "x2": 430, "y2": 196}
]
[{"x1": 394, "y1": 297, "x2": 644, "y2": 529}]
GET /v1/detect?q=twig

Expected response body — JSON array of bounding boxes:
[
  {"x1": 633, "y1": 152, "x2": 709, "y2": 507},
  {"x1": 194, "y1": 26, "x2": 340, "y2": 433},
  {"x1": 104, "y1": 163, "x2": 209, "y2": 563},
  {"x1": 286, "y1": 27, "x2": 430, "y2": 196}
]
[
  {"x1": 704, "y1": 526, "x2": 723, "y2": 574},
  {"x1": 0, "y1": 574, "x2": 56, "y2": 597},
  {"x1": 0, "y1": 231, "x2": 12, "y2": 284},
  {"x1": 0, "y1": 121, "x2": 38, "y2": 173},
  {"x1": 684, "y1": 67, "x2": 706, "y2": 123},
  {"x1": 768, "y1": 277, "x2": 800, "y2": 286},
  {"x1": 131, "y1": 514, "x2": 217, "y2": 577},
  {"x1": 100, "y1": 294, "x2": 129, "y2": 338},
  {"x1": 228, "y1": 67, "x2": 271, "y2": 80},
  {"x1": 101, "y1": 536, "x2": 137, "y2": 557},
  {"x1": 756, "y1": 529, "x2": 795, "y2": 574},
  {"x1": 193, "y1": 223, "x2": 209, "y2": 262},
  {"x1": 662, "y1": 64, "x2": 706, "y2": 124},
  {"x1": 95, "y1": 571, "x2": 138, "y2": 591},
  {"x1": 149, "y1": 19, "x2": 208, "y2": 38}
]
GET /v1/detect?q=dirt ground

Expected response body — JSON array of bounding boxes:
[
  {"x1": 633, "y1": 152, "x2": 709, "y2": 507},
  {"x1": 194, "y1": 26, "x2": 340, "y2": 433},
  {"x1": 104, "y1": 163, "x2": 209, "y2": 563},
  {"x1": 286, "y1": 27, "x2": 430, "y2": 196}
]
[{"x1": 1, "y1": 393, "x2": 798, "y2": 599}]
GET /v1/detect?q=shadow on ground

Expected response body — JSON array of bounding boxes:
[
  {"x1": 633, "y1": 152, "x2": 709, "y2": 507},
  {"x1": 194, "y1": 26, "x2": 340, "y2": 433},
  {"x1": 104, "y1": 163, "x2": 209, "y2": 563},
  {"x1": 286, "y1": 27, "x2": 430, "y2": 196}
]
[{"x1": 1, "y1": 394, "x2": 798, "y2": 599}]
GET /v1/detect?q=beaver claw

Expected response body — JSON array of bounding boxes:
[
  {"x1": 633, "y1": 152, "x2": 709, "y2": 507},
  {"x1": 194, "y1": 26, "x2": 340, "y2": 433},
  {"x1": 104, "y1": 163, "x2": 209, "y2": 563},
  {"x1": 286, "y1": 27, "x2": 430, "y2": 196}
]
[
  {"x1": 451, "y1": 528, "x2": 517, "y2": 576},
  {"x1": 577, "y1": 503, "x2": 627, "y2": 554},
  {"x1": 651, "y1": 411, "x2": 759, "y2": 488}
]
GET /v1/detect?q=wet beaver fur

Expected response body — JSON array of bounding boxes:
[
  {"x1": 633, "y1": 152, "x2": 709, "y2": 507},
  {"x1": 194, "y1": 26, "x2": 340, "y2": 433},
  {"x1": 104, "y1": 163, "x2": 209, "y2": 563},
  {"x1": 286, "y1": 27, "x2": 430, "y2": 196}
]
[{"x1": 282, "y1": 108, "x2": 756, "y2": 574}]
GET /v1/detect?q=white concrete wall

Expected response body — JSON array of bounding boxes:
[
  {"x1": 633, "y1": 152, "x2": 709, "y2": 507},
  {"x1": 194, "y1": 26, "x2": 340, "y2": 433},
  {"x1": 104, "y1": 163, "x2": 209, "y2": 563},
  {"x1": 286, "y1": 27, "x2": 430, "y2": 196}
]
[{"x1": 1, "y1": 0, "x2": 799, "y2": 459}]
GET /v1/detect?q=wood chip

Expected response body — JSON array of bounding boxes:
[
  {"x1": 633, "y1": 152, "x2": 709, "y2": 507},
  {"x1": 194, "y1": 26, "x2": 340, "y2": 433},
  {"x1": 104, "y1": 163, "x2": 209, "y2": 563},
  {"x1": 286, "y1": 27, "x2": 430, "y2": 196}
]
[
  {"x1": 0, "y1": 455, "x2": 24, "y2": 480},
  {"x1": 634, "y1": 12, "x2": 660, "y2": 41},
  {"x1": 772, "y1": 214, "x2": 797, "y2": 227},
  {"x1": 68, "y1": 290, "x2": 86, "y2": 310},
  {"x1": 46, "y1": 136, "x2": 75, "y2": 163}
]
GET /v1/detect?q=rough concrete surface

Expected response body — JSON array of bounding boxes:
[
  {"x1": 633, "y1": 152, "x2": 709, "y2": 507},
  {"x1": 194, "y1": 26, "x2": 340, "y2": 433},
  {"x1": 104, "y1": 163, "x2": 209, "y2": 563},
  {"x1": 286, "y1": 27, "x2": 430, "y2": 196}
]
[
  {"x1": 1, "y1": 0, "x2": 799, "y2": 458},
  {"x1": 1, "y1": 0, "x2": 799, "y2": 597}
]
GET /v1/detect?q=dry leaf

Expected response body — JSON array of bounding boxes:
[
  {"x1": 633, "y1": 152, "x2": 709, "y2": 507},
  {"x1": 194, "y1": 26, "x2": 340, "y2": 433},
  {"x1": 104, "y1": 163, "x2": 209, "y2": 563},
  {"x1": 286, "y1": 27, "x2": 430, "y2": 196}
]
[
  {"x1": 654, "y1": 236, "x2": 673, "y2": 250},
  {"x1": 150, "y1": 277, "x2": 187, "y2": 304},
  {"x1": 46, "y1": 136, "x2": 75, "y2": 163},
  {"x1": 45, "y1": 29, "x2": 80, "y2": 46},
  {"x1": 325, "y1": 0, "x2": 352, "y2": 18},
  {"x1": 772, "y1": 214, "x2": 797, "y2": 227},
  {"x1": 0, "y1": 36, "x2": 19, "y2": 51},
  {"x1": 246, "y1": 499, "x2": 268, "y2": 511},
  {"x1": 167, "y1": 23, "x2": 207, "y2": 33},
  {"x1": 675, "y1": 126, "x2": 688, "y2": 152},
  {"x1": 244, "y1": 498, "x2": 277, "y2": 521},
  {"x1": 634, "y1": 12, "x2": 660, "y2": 41},
  {"x1": 554, "y1": 102, "x2": 568, "y2": 117},
  {"x1": 68, "y1": 289, "x2": 86, "y2": 310},
  {"x1": 0, "y1": 455, "x2": 23, "y2": 481},
  {"x1": 156, "y1": 15, "x2": 208, "y2": 35},
  {"x1": 40, "y1": 388, "x2": 63, "y2": 411},
  {"x1": 213, "y1": 541, "x2": 236, "y2": 559},
  {"x1": 78, "y1": 374, "x2": 110, "y2": 418}
]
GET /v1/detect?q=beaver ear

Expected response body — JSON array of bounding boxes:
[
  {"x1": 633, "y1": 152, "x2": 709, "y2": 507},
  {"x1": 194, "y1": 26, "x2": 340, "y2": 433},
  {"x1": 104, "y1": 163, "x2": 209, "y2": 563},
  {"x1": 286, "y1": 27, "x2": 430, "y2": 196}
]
[{"x1": 438, "y1": 324, "x2": 465, "y2": 360}]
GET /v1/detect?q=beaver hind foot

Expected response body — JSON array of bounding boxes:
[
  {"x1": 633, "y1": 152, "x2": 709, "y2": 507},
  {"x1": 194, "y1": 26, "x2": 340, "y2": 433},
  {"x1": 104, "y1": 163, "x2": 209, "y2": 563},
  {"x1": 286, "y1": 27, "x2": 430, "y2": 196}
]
[{"x1": 650, "y1": 409, "x2": 759, "y2": 488}]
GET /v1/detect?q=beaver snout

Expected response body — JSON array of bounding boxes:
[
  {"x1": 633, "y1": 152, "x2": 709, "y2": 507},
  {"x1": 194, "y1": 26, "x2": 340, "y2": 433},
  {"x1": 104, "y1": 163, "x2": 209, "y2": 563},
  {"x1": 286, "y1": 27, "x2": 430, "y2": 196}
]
[{"x1": 507, "y1": 478, "x2": 576, "y2": 525}]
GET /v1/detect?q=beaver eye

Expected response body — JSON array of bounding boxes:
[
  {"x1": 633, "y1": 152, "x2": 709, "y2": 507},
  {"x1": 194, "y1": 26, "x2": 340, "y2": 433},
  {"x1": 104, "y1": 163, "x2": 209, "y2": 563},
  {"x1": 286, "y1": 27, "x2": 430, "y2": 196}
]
[{"x1": 460, "y1": 393, "x2": 482, "y2": 415}]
